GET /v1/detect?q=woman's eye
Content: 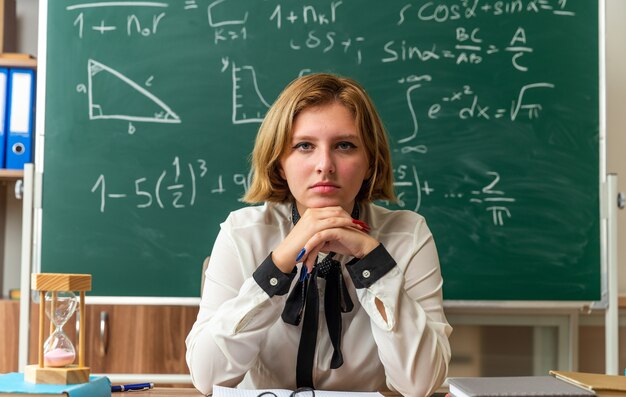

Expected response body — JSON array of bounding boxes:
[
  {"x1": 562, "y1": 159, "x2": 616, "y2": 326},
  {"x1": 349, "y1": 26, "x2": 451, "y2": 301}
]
[
  {"x1": 337, "y1": 141, "x2": 357, "y2": 150},
  {"x1": 294, "y1": 142, "x2": 312, "y2": 151}
]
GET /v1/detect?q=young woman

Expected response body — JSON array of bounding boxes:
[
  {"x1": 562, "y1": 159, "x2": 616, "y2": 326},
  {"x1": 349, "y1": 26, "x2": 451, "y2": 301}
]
[{"x1": 186, "y1": 73, "x2": 452, "y2": 396}]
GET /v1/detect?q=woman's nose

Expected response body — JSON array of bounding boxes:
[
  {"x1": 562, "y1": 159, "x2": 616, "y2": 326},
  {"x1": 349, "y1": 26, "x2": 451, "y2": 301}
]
[{"x1": 315, "y1": 149, "x2": 335, "y2": 174}]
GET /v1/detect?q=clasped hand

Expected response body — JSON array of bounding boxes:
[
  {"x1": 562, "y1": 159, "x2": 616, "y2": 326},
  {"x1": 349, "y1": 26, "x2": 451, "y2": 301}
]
[{"x1": 272, "y1": 206, "x2": 379, "y2": 273}]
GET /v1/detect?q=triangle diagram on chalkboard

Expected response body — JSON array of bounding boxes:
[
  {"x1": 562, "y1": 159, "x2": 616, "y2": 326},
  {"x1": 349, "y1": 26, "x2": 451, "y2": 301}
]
[{"x1": 87, "y1": 59, "x2": 181, "y2": 123}]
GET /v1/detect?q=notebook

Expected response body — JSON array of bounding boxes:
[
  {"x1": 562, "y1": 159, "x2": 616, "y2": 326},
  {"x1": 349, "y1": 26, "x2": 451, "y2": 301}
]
[
  {"x1": 0, "y1": 372, "x2": 110, "y2": 397},
  {"x1": 448, "y1": 376, "x2": 595, "y2": 397},
  {"x1": 550, "y1": 370, "x2": 626, "y2": 397}
]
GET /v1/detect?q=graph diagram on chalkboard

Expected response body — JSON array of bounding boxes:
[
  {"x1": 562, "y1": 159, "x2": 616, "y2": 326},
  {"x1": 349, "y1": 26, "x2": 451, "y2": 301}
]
[{"x1": 39, "y1": 0, "x2": 601, "y2": 301}]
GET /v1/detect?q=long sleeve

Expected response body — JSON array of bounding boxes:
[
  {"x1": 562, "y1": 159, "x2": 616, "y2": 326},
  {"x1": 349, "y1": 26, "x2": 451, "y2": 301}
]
[
  {"x1": 348, "y1": 209, "x2": 452, "y2": 397},
  {"x1": 185, "y1": 216, "x2": 294, "y2": 395}
]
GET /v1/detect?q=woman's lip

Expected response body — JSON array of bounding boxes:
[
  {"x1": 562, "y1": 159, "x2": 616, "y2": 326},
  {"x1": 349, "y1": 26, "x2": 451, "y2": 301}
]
[
  {"x1": 311, "y1": 182, "x2": 339, "y2": 188},
  {"x1": 310, "y1": 183, "x2": 340, "y2": 193}
]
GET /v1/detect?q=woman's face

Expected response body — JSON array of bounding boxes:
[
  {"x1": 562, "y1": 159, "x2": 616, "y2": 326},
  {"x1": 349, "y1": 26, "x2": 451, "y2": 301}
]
[{"x1": 280, "y1": 102, "x2": 370, "y2": 214}]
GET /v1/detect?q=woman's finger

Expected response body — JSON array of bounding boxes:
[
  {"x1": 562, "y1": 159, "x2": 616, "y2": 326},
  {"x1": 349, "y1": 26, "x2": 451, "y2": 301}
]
[{"x1": 305, "y1": 227, "x2": 378, "y2": 259}]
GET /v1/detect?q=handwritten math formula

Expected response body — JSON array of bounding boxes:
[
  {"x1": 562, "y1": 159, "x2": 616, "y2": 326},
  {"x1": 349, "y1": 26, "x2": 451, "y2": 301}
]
[
  {"x1": 391, "y1": 165, "x2": 515, "y2": 226},
  {"x1": 89, "y1": 156, "x2": 515, "y2": 227},
  {"x1": 90, "y1": 157, "x2": 251, "y2": 213},
  {"x1": 58, "y1": 0, "x2": 589, "y2": 229}
]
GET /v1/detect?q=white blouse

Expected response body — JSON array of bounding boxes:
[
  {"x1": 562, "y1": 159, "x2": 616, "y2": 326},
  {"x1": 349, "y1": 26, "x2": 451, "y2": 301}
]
[{"x1": 186, "y1": 202, "x2": 452, "y2": 396}]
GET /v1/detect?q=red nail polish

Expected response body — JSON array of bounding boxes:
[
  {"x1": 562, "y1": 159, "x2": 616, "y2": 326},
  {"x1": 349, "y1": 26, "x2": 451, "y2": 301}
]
[
  {"x1": 352, "y1": 219, "x2": 371, "y2": 233},
  {"x1": 353, "y1": 219, "x2": 370, "y2": 228}
]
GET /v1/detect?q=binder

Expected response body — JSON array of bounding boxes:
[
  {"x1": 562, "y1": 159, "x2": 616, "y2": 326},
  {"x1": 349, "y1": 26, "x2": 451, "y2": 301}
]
[
  {"x1": 0, "y1": 68, "x2": 8, "y2": 168},
  {"x1": 5, "y1": 68, "x2": 35, "y2": 169}
]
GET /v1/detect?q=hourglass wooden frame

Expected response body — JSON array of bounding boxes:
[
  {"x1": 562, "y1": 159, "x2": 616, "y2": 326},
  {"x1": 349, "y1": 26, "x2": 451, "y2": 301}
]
[{"x1": 25, "y1": 273, "x2": 92, "y2": 385}]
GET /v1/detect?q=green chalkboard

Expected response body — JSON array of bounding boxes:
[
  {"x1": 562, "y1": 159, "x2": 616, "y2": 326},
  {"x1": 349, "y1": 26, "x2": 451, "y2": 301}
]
[{"x1": 40, "y1": 0, "x2": 601, "y2": 300}]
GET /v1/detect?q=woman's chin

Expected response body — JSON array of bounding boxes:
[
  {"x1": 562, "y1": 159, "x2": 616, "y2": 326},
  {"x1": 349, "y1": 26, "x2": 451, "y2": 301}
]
[{"x1": 300, "y1": 198, "x2": 352, "y2": 211}]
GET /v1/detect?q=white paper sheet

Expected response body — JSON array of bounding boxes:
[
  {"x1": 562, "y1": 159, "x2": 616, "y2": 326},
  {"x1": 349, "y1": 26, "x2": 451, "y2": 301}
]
[{"x1": 212, "y1": 385, "x2": 384, "y2": 397}]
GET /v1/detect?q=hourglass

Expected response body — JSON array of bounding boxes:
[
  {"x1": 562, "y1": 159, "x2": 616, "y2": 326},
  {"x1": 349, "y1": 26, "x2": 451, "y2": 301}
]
[{"x1": 25, "y1": 273, "x2": 92, "y2": 385}]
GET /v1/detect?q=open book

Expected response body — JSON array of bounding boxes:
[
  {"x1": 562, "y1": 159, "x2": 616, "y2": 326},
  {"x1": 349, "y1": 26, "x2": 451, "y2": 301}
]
[{"x1": 213, "y1": 385, "x2": 384, "y2": 397}]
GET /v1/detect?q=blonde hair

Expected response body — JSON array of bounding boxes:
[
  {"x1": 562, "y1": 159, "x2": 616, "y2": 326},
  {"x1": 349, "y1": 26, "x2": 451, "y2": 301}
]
[{"x1": 243, "y1": 73, "x2": 395, "y2": 204}]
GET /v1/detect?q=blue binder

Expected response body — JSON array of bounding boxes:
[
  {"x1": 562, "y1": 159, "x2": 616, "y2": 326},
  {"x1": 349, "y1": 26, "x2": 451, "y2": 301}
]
[
  {"x1": 0, "y1": 68, "x2": 8, "y2": 169},
  {"x1": 5, "y1": 68, "x2": 35, "y2": 170}
]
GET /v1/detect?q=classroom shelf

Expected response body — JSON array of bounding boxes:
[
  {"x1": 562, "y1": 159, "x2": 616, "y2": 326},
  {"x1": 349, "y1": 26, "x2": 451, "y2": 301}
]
[
  {"x1": 0, "y1": 54, "x2": 37, "y2": 68},
  {"x1": 0, "y1": 169, "x2": 23, "y2": 180}
]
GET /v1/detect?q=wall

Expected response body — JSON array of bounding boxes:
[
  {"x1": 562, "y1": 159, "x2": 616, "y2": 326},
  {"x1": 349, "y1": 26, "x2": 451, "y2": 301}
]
[
  {"x1": 1, "y1": 0, "x2": 623, "y2": 376},
  {"x1": 15, "y1": 0, "x2": 37, "y2": 56},
  {"x1": 3, "y1": 0, "x2": 625, "y2": 299},
  {"x1": 1, "y1": 184, "x2": 20, "y2": 296},
  {"x1": 3, "y1": 1, "x2": 625, "y2": 295}
]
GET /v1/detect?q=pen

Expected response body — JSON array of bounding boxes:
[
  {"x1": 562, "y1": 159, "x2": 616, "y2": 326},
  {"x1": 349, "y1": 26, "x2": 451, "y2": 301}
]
[
  {"x1": 295, "y1": 248, "x2": 306, "y2": 262},
  {"x1": 111, "y1": 382, "x2": 154, "y2": 392},
  {"x1": 297, "y1": 248, "x2": 308, "y2": 282}
]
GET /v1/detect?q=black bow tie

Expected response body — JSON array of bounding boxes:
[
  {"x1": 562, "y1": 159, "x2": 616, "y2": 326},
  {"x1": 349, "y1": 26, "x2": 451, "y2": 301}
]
[{"x1": 281, "y1": 204, "x2": 357, "y2": 388}]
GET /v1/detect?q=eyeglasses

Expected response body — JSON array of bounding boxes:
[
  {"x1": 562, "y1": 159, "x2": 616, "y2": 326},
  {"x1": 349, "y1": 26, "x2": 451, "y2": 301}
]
[{"x1": 256, "y1": 387, "x2": 315, "y2": 397}]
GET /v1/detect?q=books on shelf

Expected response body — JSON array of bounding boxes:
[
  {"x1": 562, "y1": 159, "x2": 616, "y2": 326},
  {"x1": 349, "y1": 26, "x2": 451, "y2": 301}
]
[
  {"x1": 4, "y1": 67, "x2": 34, "y2": 170},
  {"x1": 0, "y1": 372, "x2": 110, "y2": 397},
  {"x1": 0, "y1": 67, "x2": 7, "y2": 168},
  {"x1": 448, "y1": 376, "x2": 595, "y2": 397},
  {"x1": 549, "y1": 370, "x2": 626, "y2": 397},
  {"x1": 0, "y1": 55, "x2": 35, "y2": 170}
]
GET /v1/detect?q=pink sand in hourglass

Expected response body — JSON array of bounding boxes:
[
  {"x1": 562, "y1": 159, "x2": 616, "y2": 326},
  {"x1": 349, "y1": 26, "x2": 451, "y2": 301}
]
[{"x1": 44, "y1": 348, "x2": 75, "y2": 367}]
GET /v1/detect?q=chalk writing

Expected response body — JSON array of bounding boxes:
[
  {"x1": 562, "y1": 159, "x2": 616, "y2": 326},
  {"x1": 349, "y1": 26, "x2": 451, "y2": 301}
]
[
  {"x1": 383, "y1": 26, "x2": 535, "y2": 72},
  {"x1": 207, "y1": 0, "x2": 248, "y2": 44},
  {"x1": 90, "y1": 157, "x2": 255, "y2": 212},
  {"x1": 62, "y1": 0, "x2": 591, "y2": 233},
  {"x1": 469, "y1": 171, "x2": 516, "y2": 226},
  {"x1": 434, "y1": 171, "x2": 517, "y2": 226},
  {"x1": 68, "y1": 2, "x2": 169, "y2": 38},
  {"x1": 289, "y1": 32, "x2": 364, "y2": 64},
  {"x1": 391, "y1": 164, "x2": 433, "y2": 212},
  {"x1": 89, "y1": 158, "x2": 200, "y2": 212},
  {"x1": 389, "y1": 168, "x2": 517, "y2": 226},
  {"x1": 396, "y1": 0, "x2": 575, "y2": 25},
  {"x1": 269, "y1": 3, "x2": 342, "y2": 29},
  {"x1": 127, "y1": 12, "x2": 165, "y2": 36}
]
